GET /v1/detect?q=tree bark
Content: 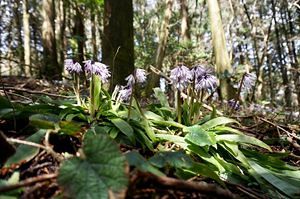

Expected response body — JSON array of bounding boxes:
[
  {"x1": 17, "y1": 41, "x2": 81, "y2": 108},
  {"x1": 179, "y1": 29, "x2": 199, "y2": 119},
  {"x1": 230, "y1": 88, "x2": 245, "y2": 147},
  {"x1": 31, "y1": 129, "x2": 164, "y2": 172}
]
[
  {"x1": 146, "y1": 0, "x2": 173, "y2": 94},
  {"x1": 180, "y1": 0, "x2": 191, "y2": 43},
  {"x1": 41, "y1": 0, "x2": 61, "y2": 80},
  {"x1": 73, "y1": 5, "x2": 85, "y2": 63},
  {"x1": 91, "y1": 8, "x2": 97, "y2": 60},
  {"x1": 271, "y1": 0, "x2": 292, "y2": 108},
  {"x1": 23, "y1": 0, "x2": 31, "y2": 76},
  {"x1": 102, "y1": 0, "x2": 134, "y2": 91},
  {"x1": 207, "y1": 0, "x2": 234, "y2": 100}
]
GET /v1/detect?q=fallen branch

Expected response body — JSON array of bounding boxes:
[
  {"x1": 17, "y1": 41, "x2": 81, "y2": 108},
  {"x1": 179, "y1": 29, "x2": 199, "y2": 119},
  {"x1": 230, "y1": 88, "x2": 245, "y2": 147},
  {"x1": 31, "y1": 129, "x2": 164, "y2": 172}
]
[
  {"x1": 0, "y1": 173, "x2": 57, "y2": 193},
  {"x1": 1, "y1": 87, "x2": 75, "y2": 99},
  {"x1": 258, "y1": 117, "x2": 300, "y2": 140},
  {"x1": 138, "y1": 172, "x2": 236, "y2": 199}
]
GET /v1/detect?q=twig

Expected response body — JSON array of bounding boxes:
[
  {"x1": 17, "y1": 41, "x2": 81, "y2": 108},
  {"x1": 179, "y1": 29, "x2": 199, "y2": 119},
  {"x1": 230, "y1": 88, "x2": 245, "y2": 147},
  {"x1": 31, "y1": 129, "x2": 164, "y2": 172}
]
[
  {"x1": 7, "y1": 138, "x2": 47, "y2": 150},
  {"x1": 0, "y1": 173, "x2": 57, "y2": 193},
  {"x1": 1, "y1": 87, "x2": 75, "y2": 98},
  {"x1": 138, "y1": 172, "x2": 236, "y2": 199},
  {"x1": 257, "y1": 116, "x2": 300, "y2": 140}
]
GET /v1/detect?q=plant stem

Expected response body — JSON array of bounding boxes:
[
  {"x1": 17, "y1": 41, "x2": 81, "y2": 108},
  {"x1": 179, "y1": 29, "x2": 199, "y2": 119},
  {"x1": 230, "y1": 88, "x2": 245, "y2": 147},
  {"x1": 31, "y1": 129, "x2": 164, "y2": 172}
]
[
  {"x1": 73, "y1": 73, "x2": 81, "y2": 105},
  {"x1": 90, "y1": 74, "x2": 95, "y2": 118},
  {"x1": 127, "y1": 86, "x2": 134, "y2": 121},
  {"x1": 230, "y1": 73, "x2": 245, "y2": 115},
  {"x1": 177, "y1": 89, "x2": 182, "y2": 124}
]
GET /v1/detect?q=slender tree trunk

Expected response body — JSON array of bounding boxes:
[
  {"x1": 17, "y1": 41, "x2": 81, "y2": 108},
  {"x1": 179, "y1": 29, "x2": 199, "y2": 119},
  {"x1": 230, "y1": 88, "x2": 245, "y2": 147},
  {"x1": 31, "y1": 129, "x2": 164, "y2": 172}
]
[
  {"x1": 271, "y1": 0, "x2": 292, "y2": 108},
  {"x1": 13, "y1": 0, "x2": 25, "y2": 75},
  {"x1": 180, "y1": 0, "x2": 190, "y2": 43},
  {"x1": 74, "y1": 5, "x2": 85, "y2": 63},
  {"x1": 103, "y1": 0, "x2": 134, "y2": 91},
  {"x1": 284, "y1": 1, "x2": 300, "y2": 108},
  {"x1": 146, "y1": 0, "x2": 173, "y2": 94},
  {"x1": 91, "y1": 8, "x2": 97, "y2": 60},
  {"x1": 41, "y1": 0, "x2": 61, "y2": 80},
  {"x1": 207, "y1": 0, "x2": 234, "y2": 100},
  {"x1": 23, "y1": 0, "x2": 31, "y2": 76}
]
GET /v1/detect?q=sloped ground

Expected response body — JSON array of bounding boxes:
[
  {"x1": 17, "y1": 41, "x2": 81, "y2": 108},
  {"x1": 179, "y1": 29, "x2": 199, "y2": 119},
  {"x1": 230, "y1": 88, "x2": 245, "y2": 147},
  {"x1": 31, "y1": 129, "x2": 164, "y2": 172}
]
[{"x1": 0, "y1": 76, "x2": 299, "y2": 199}]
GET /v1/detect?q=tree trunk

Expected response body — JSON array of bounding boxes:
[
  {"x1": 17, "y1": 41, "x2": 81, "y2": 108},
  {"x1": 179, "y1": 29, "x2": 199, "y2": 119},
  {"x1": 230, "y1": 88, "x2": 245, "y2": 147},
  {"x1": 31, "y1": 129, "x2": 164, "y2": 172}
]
[
  {"x1": 207, "y1": 0, "x2": 234, "y2": 100},
  {"x1": 91, "y1": 8, "x2": 97, "y2": 60},
  {"x1": 73, "y1": 5, "x2": 85, "y2": 63},
  {"x1": 23, "y1": 0, "x2": 31, "y2": 76},
  {"x1": 102, "y1": 0, "x2": 134, "y2": 91},
  {"x1": 146, "y1": 0, "x2": 173, "y2": 94},
  {"x1": 13, "y1": 0, "x2": 25, "y2": 75},
  {"x1": 180, "y1": 0, "x2": 191, "y2": 43},
  {"x1": 271, "y1": 0, "x2": 292, "y2": 108},
  {"x1": 41, "y1": 0, "x2": 60, "y2": 80}
]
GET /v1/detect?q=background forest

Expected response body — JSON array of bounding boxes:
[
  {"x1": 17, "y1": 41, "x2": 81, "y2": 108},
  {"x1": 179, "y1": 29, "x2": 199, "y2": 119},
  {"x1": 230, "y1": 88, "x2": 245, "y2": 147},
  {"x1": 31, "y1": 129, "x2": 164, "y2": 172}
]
[
  {"x1": 0, "y1": 0, "x2": 299, "y2": 110},
  {"x1": 0, "y1": 0, "x2": 300, "y2": 198}
]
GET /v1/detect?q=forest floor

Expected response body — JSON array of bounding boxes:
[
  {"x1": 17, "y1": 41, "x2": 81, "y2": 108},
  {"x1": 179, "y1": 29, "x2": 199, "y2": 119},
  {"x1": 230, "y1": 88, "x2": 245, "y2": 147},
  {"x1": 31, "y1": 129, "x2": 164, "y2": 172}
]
[{"x1": 0, "y1": 76, "x2": 300, "y2": 199}]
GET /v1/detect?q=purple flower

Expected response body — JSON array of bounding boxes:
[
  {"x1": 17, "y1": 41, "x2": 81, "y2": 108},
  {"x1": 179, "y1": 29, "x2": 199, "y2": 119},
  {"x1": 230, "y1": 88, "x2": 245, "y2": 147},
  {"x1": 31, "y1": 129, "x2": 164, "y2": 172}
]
[
  {"x1": 125, "y1": 74, "x2": 135, "y2": 86},
  {"x1": 192, "y1": 65, "x2": 206, "y2": 79},
  {"x1": 64, "y1": 59, "x2": 82, "y2": 73},
  {"x1": 228, "y1": 99, "x2": 240, "y2": 110},
  {"x1": 194, "y1": 67, "x2": 217, "y2": 92},
  {"x1": 125, "y1": 68, "x2": 147, "y2": 86},
  {"x1": 135, "y1": 68, "x2": 147, "y2": 83},
  {"x1": 118, "y1": 86, "x2": 132, "y2": 102},
  {"x1": 242, "y1": 72, "x2": 256, "y2": 92},
  {"x1": 170, "y1": 65, "x2": 192, "y2": 90},
  {"x1": 84, "y1": 60, "x2": 111, "y2": 83}
]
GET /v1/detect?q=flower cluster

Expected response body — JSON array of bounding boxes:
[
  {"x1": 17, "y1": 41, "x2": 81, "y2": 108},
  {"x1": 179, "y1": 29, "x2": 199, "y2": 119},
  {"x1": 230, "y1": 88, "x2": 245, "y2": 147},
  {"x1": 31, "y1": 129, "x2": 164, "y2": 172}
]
[
  {"x1": 83, "y1": 60, "x2": 111, "y2": 83},
  {"x1": 193, "y1": 65, "x2": 217, "y2": 92},
  {"x1": 170, "y1": 65, "x2": 193, "y2": 91},
  {"x1": 64, "y1": 59, "x2": 82, "y2": 74},
  {"x1": 170, "y1": 64, "x2": 218, "y2": 93},
  {"x1": 241, "y1": 72, "x2": 256, "y2": 93},
  {"x1": 64, "y1": 59, "x2": 111, "y2": 84},
  {"x1": 228, "y1": 99, "x2": 240, "y2": 111},
  {"x1": 117, "y1": 68, "x2": 147, "y2": 102}
]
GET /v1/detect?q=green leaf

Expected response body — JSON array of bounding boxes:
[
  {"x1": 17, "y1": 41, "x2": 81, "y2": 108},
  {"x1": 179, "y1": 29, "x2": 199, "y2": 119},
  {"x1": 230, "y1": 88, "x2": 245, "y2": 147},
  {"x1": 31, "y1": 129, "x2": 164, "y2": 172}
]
[
  {"x1": 200, "y1": 117, "x2": 238, "y2": 130},
  {"x1": 155, "y1": 134, "x2": 187, "y2": 149},
  {"x1": 249, "y1": 161, "x2": 300, "y2": 198},
  {"x1": 125, "y1": 151, "x2": 165, "y2": 177},
  {"x1": 149, "y1": 151, "x2": 193, "y2": 168},
  {"x1": 216, "y1": 134, "x2": 272, "y2": 151},
  {"x1": 5, "y1": 130, "x2": 46, "y2": 167},
  {"x1": 110, "y1": 118, "x2": 135, "y2": 144},
  {"x1": 58, "y1": 132, "x2": 128, "y2": 199},
  {"x1": 29, "y1": 114, "x2": 59, "y2": 129},
  {"x1": 153, "y1": 87, "x2": 170, "y2": 107},
  {"x1": 184, "y1": 126, "x2": 216, "y2": 147},
  {"x1": 59, "y1": 121, "x2": 82, "y2": 135},
  {"x1": 213, "y1": 126, "x2": 243, "y2": 135}
]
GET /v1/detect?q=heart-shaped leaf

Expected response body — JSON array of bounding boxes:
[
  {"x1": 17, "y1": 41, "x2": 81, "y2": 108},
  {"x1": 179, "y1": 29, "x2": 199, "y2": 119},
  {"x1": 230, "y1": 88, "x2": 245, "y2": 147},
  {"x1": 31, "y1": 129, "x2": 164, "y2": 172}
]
[{"x1": 58, "y1": 132, "x2": 128, "y2": 199}]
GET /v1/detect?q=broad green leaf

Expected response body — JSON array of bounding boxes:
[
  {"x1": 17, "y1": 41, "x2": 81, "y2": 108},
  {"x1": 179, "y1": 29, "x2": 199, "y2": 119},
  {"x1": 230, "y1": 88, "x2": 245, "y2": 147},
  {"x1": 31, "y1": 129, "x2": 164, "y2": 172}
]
[
  {"x1": 184, "y1": 162, "x2": 224, "y2": 185},
  {"x1": 144, "y1": 111, "x2": 164, "y2": 121},
  {"x1": 29, "y1": 114, "x2": 59, "y2": 129},
  {"x1": 135, "y1": 128, "x2": 154, "y2": 151},
  {"x1": 125, "y1": 151, "x2": 165, "y2": 177},
  {"x1": 213, "y1": 126, "x2": 243, "y2": 135},
  {"x1": 151, "y1": 120, "x2": 186, "y2": 129},
  {"x1": 249, "y1": 160, "x2": 300, "y2": 198},
  {"x1": 216, "y1": 134, "x2": 272, "y2": 151},
  {"x1": 184, "y1": 126, "x2": 216, "y2": 147},
  {"x1": 5, "y1": 130, "x2": 46, "y2": 167},
  {"x1": 59, "y1": 121, "x2": 82, "y2": 135},
  {"x1": 153, "y1": 87, "x2": 170, "y2": 107},
  {"x1": 58, "y1": 132, "x2": 128, "y2": 199},
  {"x1": 149, "y1": 151, "x2": 193, "y2": 168},
  {"x1": 155, "y1": 134, "x2": 187, "y2": 149},
  {"x1": 110, "y1": 118, "x2": 135, "y2": 144},
  {"x1": 200, "y1": 117, "x2": 238, "y2": 130}
]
